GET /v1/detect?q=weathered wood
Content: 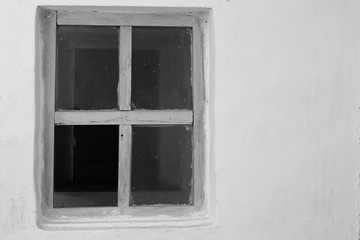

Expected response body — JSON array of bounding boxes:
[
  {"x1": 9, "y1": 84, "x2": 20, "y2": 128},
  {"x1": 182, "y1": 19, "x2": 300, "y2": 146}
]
[
  {"x1": 45, "y1": 205, "x2": 198, "y2": 219},
  {"x1": 192, "y1": 17, "x2": 206, "y2": 208},
  {"x1": 53, "y1": 6, "x2": 210, "y2": 14},
  {"x1": 119, "y1": 27, "x2": 132, "y2": 110},
  {"x1": 118, "y1": 125, "x2": 132, "y2": 207},
  {"x1": 39, "y1": 7, "x2": 57, "y2": 209},
  {"x1": 58, "y1": 12, "x2": 194, "y2": 27},
  {"x1": 55, "y1": 110, "x2": 193, "y2": 125}
]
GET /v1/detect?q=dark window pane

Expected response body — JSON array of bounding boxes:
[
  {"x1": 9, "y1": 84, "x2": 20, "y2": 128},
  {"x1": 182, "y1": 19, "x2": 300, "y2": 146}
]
[
  {"x1": 54, "y1": 125, "x2": 119, "y2": 208},
  {"x1": 56, "y1": 26, "x2": 119, "y2": 110},
  {"x1": 131, "y1": 126, "x2": 193, "y2": 205},
  {"x1": 132, "y1": 27, "x2": 192, "y2": 110}
]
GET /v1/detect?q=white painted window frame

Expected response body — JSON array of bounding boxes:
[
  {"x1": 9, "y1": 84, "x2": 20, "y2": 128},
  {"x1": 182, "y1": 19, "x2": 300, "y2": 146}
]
[{"x1": 36, "y1": 6, "x2": 212, "y2": 230}]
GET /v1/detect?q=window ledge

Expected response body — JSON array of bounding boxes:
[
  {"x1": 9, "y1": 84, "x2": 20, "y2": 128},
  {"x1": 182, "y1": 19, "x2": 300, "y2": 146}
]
[{"x1": 38, "y1": 206, "x2": 214, "y2": 230}]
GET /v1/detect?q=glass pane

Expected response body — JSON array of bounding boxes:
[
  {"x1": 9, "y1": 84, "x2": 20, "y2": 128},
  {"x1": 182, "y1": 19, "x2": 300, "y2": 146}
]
[
  {"x1": 132, "y1": 27, "x2": 192, "y2": 110},
  {"x1": 54, "y1": 125, "x2": 119, "y2": 208},
  {"x1": 56, "y1": 26, "x2": 119, "y2": 110},
  {"x1": 130, "y1": 126, "x2": 193, "y2": 205}
]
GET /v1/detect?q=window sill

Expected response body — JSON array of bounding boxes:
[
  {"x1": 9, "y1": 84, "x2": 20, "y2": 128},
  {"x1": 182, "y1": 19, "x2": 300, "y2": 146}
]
[{"x1": 38, "y1": 205, "x2": 214, "y2": 230}]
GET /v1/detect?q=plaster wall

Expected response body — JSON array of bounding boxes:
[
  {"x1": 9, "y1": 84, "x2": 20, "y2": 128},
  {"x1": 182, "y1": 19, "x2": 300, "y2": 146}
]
[{"x1": 1, "y1": 0, "x2": 360, "y2": 239}]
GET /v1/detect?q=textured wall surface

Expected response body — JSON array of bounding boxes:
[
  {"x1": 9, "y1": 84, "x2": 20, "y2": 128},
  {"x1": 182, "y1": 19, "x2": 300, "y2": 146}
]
[{"x1": 1, "y1": 0, "x2": 360, "y2": 239}]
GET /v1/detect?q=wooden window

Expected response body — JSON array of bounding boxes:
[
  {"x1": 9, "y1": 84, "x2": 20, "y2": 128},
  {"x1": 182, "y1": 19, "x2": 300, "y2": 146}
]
[{"x1": 37, "y1": 6, "x2": 211, "y2": 229}]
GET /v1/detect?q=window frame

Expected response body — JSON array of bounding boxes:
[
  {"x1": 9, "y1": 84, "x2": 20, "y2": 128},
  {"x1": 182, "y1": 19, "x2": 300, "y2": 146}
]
[{"x1": 36, "y1": 6, "x2": 211, "y2": 229}]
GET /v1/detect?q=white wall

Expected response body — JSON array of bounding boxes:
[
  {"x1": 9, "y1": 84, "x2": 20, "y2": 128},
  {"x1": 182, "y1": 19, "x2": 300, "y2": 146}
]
[{"x1": 1, "y1": 0, "x2": 360, "y2": 239}]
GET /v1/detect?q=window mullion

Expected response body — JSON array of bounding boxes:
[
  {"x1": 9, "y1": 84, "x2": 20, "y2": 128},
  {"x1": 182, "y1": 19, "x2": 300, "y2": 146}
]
[
  {"x1": 118, "y1": 26, "x2": 132, "y2": 110},
  {"x1": 118, "y1": 26, "x2": 132, "y2": 207},
  {"x1": 118, "y1": 125, "x2": 132, "y2": 207}
]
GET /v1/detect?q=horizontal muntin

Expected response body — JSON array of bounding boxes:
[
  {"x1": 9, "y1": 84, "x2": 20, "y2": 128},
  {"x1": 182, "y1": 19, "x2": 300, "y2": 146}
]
[{"x1": 55, "y1": 110, "x2": 193, "y2": 125}]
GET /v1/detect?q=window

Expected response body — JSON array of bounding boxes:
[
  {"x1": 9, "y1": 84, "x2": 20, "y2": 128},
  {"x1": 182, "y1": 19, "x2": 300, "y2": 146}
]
[{"x1": 37, "y1": 6, "x2": 211, "y2": 229}]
